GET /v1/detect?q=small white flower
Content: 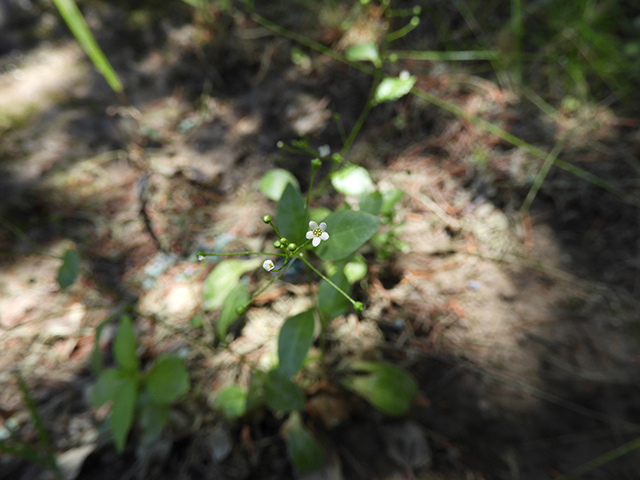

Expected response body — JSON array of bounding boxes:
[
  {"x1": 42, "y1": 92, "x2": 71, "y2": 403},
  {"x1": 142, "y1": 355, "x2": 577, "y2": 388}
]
[
  {"x1": 263, "y1": 259, "x2": 275, "y2": 271},
  {"x1": 306, "y1": 221, "x2": 330, "y2": 247},
  {"x1": 318, "y1": 144, "x2": 331, "y2": 157}
]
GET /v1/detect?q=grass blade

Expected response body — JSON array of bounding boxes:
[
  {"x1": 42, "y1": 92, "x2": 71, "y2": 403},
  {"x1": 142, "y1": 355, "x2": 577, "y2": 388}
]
[{"x1": 52, "y1": 0, "x2": 123, "y2": 95}]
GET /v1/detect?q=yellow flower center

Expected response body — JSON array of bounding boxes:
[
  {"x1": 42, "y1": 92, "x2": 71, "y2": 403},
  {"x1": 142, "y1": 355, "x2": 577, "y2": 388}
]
[{"x1": 313, "y1": 227, "x2": 323, "y2": 237}]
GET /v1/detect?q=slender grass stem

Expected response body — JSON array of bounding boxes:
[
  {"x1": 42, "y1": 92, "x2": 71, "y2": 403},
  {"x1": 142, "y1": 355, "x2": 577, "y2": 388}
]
[{"x1": 520, "y1": 138, "x2": 567, "y2": 213}]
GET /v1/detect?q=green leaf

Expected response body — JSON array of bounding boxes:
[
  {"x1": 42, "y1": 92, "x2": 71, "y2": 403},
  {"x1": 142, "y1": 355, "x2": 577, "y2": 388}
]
[
  {"x1": 276, "y1": 183, "x2": 309, "y2": 246},
  {"x1": 373, "y1": 75, "x2": 417, "y2": 104},
  {"x1": 91, "y1": 368, "x2": 125, "y2": 406},
  {"x1": 331, "y1": 165, "x2": 374, "y2": 197},
  {"x1": 286, "y1": 411, "x2": 325, "y2": 473},
  {"x1": 259, "y1": 169, "x2": 300, "y2": 201},
  {"x1": 316, "y1": 210, "x2": 381, "y2": 261},
  {"x1": 318, "y1": 270, "x2": 350, "y2": 324},
  {"x1": 380, "y1": 189, "x2": 404, "y2": 215},
  {"x1": 340, "y1": 361, "x2": 418, "y2": 416},
  {"x1": 145, "y1": 355, "x2": 189, "y2": 404},
  {"x1": 344, "y1": 255, "x2": 367, "y2": 284},
  {"x1": 277, "y1": 310, "x2": 315, "y2": 379},
  {"x1": 202, "y1": 258, "x2": 261, "y2": 311},
  {"x1": 110, "y1": 374, "x2": 138, "y2": 452},
  {"x1": 346, "y1": 43, "x2": 381, "y2": 67},
  {"x1": 264, "y1": 369, "x2": 306, "y2": 413},
  {"x1": 140, "y1": 401, "x2": 169, "y2": 443},
  {"x1": 113, "y1": 315, "x2": 138, "y2": 372},
  {"x1": 51, "y1": 0, "x2": 123, "y2": 93},
  {"x1": 217, "y1": 283, "x2": 249, "y2": 340},
  {"x1": 213, "y1": 385, "x2": 248, "y2": 419},
  {"x1": 57, "y1": 249, "x2": 80, "y2": 289},
  {"x1": 360, "y1": 191, "x2": 383, "y2": 215}
]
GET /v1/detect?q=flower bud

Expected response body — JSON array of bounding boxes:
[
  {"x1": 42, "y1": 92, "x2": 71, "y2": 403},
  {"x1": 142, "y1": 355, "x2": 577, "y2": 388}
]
[
  {"x1": 236, "y1": 306, "x2": 245, "y2": 315},
  {"x1": 263, "y1": 259, "x2": 275, "y2": 271},
  {"x1": 354, "y1": 302, "x2": 364, "y2": 311},
  {"x1": 287, "y1": 243, "x2": 297, "y2": 251},
  {"x1": 279, "y1": 238, "x2": 288, "y2": 246},
  {"x1": 311, "y1": 158, "x2": 322, "y2": 169},
  {"x1": 273, "y1": 240, "x2": 281, "y2": 249},
  {"x1": 263, "y1": 215, "x2": 272, "y2": 224}
]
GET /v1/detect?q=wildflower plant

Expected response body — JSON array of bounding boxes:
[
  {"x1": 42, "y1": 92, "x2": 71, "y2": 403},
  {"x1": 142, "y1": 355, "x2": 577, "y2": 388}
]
[{"x1": 196, "y1": 1, "x2": 422, "y2": 471}]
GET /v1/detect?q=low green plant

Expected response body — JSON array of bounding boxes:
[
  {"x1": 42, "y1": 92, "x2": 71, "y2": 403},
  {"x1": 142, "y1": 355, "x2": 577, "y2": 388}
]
[{"x1": 91, "y1": 315, "x2": 189, "y2": 452}]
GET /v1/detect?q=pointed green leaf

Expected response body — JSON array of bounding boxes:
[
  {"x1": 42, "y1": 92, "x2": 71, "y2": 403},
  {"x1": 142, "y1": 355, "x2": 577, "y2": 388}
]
[
  {"x1": 213, "y1": 385, "x2": 248, "y2": 419},
  {"x1": 276, "y1": 183, "x2": 309, "y2": 246},
  {"x1": 340, "y1": 361, "x2": 418, "y2": 416},
  {"x1": 286, "y1": 411, "x2": 325, "y2": 473},
  {"x1": 110, "y1": 374, "x2": 137, "y2": 452},
  {"x1": 264, "y1": 369, "x2": 305, "y2": 413},
  {"x1": 113, "y1": 315, "x2": 138, "y2": 372},
  {"x1": 259, "y1": 169, "x2": 300, "y2": 201},
  {"x1": 91, "y1": 368, "x2": 126, "y2": 407},
  {"x1": 331, "y1": 165, "x2": 374, "y2": 197},
  {"x1": 202, "y1": 258, "x2": 261, "y2": 311},
  {"x1": 346, "y1": 43, "x2": 381, "y2": 67},
  {"x1": 316, "y1": 210, "x2": 381, "y2": 261},
  {"x1": 278, "y1": 310, "x2": 315, "y2": 379},
  {"x1": 373, "y1": 74, "x2": 417, "y2": 104},
  {"x1": 217, "y1": 283, "x2": 249, "y2": 340},
  {"x1": 57, "y1": 249, "x2": 80, "y2": 289},
  {"x1": 318, "y1": 270, "x2": 350, "y2": 324},
  {"x1": 360, "y1": 191, "x2": 383, "y2": 215},
  {"x1": 145, "y1": 355, "x2": 189, "y2": 404}
]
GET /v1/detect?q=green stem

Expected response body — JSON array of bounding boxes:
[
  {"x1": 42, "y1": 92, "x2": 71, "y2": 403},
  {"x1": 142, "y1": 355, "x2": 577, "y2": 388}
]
[
  {"x1": 298, "y1": 254, "x2": 357, "y2": 306},
  {"x1": 197, "y1": 251, "x2": 286, "y2": 259},
  {"x1": 520, "y1": 138, "x2": 567, "y2": 213},
  {"x1": 242, "y1": 262, "x2": 292, "y2": 309},
  {"x1": 306, "y1": 167, "x2": 318, "y2": 210},
  {"x1": 385, "y1": 17, "x2": 420, "y2": 43}
]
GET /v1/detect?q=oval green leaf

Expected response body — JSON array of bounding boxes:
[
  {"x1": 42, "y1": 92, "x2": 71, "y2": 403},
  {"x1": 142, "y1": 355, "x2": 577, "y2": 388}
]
[
  {"x1": 203, "y1": 258, "x2": 261, "y2": 311},
  {"x1": 213, "y1": 385, "x2": 248, "y2": 419},
  {"x1": 315, "y1": 210, "x2": 381, "y2": 261},
  {"x1": 340, "y1": 361, "x2": 418, "y2": 416},
  {"x1": 331, "y1": 165, "x2": 374, "y2": 197},
  {"x1": 277, "y1": 310, "x2": 315, "y2": 379},
  {"x1": 264, "y1": 369, "x2": 306, "y2": 413},
  {"x1": 114, "y1": 315, "x2": 138, "y2": 372},
  {"x1": 276, "y1": 183, "x2": 309, "y2": 246},
  {"x1": 259, "y1": 168, "x2": 300, "y2": 201},
  {"x1": 145, "y1": 355, "x2": 189, "y2": 404},
  {"x1": 91, "y1": 368, "x2": 126, "y2": 407},
  {"x1": 57, "y1": 249, "x2": 80, "y2": 289},
  {"x1": 286, "y1": 411, "x2": 325, "y2": 473},
  {"x1": 218, "y1": 283, "x2": 249, "y2": 340},
  {"x1": 110, "y1": 374, "x2": 138, "y2": 452},
  {"x1": 373, "y1": 75, "x2": 417, "y2": 105}
]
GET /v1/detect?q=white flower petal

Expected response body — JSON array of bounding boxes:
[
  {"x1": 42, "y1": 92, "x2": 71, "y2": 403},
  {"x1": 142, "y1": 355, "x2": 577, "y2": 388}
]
[
  {"x1": 262, "y1": 260, "x2": 275, "y2": 271},
  {"x1": 309, "y1": 221, "x2": 318, "y2": 230},
  {"x1": 312, "y1": 237, "x2": 321, "y2": 247},
  {"x1": 319, "y1": 222, "x2": 327, "y2": 231},
  {"x1": 306, "y1": 231, "x2": 314, "y2": 239},
  {"x1": 320, "y1": 232, "x2": 329, "y2": 241}
]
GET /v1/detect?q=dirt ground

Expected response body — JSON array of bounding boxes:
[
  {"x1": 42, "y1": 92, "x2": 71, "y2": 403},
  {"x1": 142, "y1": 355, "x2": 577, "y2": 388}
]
[{"x1": 1, "y1": 2, "x2": 640, "y2": 479}]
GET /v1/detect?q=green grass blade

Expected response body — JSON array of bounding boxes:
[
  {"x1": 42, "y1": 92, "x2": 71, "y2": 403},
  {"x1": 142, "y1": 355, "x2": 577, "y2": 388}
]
[
  {"x1": 52, "y1": 0, "x2": 123, "y2": 94},
  {"x1": 386, "y1": 50, "x2": 498, "y2": 61}
]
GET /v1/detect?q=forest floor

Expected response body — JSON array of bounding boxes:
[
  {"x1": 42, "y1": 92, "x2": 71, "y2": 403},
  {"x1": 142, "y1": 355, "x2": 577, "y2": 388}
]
[{"x1": 1, "y1": 2, "x2": 640, "y2": 479}]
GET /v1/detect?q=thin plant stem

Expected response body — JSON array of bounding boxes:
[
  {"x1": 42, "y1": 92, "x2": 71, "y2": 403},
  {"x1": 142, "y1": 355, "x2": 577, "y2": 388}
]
[
  {"x1": 520, "y1": 137, "x2": 567, "y2": 213},
  {"x1": 197, "y1": 251, "x2": 286, "y2": 258},
  {"x1": 556, "y1": 435, "x2": 640, "y2": 480},
  {"x1": 243, "y1": 263, "x2": 292, "y2": 309},
  {"x1": 298, "y1": 254, "x2": 356, "y2": 306}
]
